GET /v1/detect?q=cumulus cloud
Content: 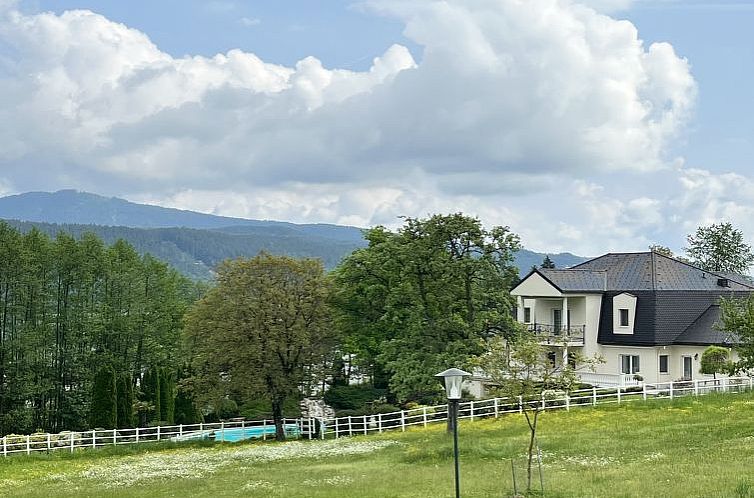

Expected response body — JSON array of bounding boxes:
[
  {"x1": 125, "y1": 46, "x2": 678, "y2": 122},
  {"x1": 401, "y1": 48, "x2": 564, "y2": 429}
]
[{"x1": 0, "y1": 0, "x2": 701, "y2": 254}]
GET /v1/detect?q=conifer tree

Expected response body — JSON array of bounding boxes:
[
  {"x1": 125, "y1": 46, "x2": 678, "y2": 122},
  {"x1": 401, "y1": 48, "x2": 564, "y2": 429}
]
[{"x1": 90, "y1": 365, "x2": 117, "y2": 429}]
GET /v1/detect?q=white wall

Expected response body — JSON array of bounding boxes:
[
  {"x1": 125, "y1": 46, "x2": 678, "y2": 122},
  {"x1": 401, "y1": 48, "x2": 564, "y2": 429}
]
[
  {"x1": 612, "y1": 293, "x2": 637, "y2": 335},
  {"x1": 511, "y1": 273, "x2": 561, "y2": 297}
]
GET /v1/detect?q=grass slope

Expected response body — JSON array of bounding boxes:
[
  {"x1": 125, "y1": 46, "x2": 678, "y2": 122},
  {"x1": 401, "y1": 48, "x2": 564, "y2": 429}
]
[{"x1": 2, "y1": 392, "x2": 753, "y2": 497}]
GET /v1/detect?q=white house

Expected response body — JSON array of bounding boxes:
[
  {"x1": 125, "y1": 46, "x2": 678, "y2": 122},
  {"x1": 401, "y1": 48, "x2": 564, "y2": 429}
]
[{"x1": 509, "y1": 251, "x2": 752, "y2": 387}]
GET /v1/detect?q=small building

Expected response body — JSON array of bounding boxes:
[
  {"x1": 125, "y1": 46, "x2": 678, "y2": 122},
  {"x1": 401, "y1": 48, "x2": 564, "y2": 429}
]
[{"x1": 510, "y1": 251, "x2": 752, "y2": 387}]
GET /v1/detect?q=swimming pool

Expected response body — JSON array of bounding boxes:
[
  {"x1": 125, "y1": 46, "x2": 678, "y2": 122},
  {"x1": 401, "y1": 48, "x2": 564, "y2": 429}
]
[{"x1": 211, "y1": 424, "x2": 300, "y2": 442}]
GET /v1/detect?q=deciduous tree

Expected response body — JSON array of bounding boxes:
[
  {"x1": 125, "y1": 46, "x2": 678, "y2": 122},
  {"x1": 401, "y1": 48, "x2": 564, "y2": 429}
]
[
  {"x1": 185, "y1": 253, "x2": 334, "y2": 440},
  {"x1": 685, "y1": 223, "x2": 754, "y2": 274},
  {"x1": 333, "y1": 214, "x2": 521, "y2": 403}
]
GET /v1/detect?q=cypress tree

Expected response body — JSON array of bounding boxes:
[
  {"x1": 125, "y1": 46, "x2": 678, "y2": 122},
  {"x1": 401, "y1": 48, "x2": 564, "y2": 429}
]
[
  {"x1": 116, "y1": 374, "x2": 134, "y2": 428},
  {"x1": 159, "y1": 367, "x2": 175, "y2": 424},
  {"x1": 90, "y1": 365, "x2": 117, "y2": 429}
]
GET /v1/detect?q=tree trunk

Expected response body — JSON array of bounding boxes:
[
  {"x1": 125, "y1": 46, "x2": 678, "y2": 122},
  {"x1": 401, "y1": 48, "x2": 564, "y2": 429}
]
[{"x1": 272, "y1": 397, "x2": 286, "y2": 441}]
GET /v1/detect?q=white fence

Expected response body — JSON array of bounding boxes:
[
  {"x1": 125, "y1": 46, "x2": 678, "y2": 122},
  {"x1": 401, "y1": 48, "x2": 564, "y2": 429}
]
[{"x1": 2, "y1": 376, "x2": 751, "y2": 456}]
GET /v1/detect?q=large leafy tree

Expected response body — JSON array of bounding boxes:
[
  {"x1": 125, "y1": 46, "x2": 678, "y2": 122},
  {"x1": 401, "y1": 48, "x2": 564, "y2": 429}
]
[
  {"x1": 332, "y1": 213, "x2": 521, "y2": 403},
  {"x1": 685, "y1": 222, "x2": 754, "y2": 275},
  {"x1": 185, "y1": 253, "x2": 334, "y2": 441}
]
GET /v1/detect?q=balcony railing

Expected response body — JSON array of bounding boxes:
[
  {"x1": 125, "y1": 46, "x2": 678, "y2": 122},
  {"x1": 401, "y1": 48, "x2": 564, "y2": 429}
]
[{"x1": 527, "y1": 323, "x2": 585, "y2": 345}]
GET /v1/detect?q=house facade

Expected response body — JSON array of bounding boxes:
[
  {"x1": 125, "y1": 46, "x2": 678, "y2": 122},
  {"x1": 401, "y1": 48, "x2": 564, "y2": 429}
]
[{"x1": 510, "y1": 251, "x2": 753, "y2": 387}]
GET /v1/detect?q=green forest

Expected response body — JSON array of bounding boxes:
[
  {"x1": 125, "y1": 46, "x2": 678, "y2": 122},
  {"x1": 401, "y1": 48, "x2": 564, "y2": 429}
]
[{"x1": 0, "y1": 223, "x2": 201, "y2": 435}]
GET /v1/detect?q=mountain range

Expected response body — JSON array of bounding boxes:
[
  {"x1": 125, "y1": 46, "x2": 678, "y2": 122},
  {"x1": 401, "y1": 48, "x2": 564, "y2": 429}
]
[{"x1": 0, "y1": 190, "x2": 588, "y2": 279}]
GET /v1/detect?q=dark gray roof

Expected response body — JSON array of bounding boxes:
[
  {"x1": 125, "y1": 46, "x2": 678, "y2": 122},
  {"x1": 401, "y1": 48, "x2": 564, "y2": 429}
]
[
  {"x1": 572, "y1": 252, "x2": 754, "y2": 291},
  {"x1": 674, "y1": 305, "x2": 738, "y2": 346},
  {"x1": 538, "y1": 269, "x2": 606, "y2": 292}
]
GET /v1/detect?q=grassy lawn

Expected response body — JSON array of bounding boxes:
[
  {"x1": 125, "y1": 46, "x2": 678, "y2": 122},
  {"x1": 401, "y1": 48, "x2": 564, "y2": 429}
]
[{"x1": 2, "y1": 392, "x2": 754, "y2": 497}]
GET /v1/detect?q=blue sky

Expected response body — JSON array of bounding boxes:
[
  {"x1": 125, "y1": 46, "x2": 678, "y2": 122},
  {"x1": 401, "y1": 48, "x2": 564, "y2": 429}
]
[{"x1": 3, "y1": 0, "x2": 754, "y2": 255}]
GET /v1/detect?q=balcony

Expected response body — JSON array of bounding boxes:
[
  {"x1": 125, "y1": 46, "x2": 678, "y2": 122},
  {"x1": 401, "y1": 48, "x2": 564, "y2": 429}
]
[{"x1": 527, "y1": 323, "x2": 585, "y2": 346}]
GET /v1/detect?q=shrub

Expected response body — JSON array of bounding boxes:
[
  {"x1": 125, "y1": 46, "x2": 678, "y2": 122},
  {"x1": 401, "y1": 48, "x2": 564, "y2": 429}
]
[{"x1": 324, "y1": 385, "x2": 387, "y2": 410}]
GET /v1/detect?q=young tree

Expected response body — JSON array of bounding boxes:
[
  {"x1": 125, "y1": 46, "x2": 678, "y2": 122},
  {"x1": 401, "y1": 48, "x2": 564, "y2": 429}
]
[
  {"x1": 685, "y1": 223, "x2": 754, "y2": 275},
  {"x1": 185, "y1": 254, "x2": 334, "y2": 441},
  {"x1": 699, "y1": 346, "x2": 731, "y2": 379},
  {"x1": 540, "y1": 255, "x2": 556, "y2": 269},
  {"x1": 332, "y1": 214, "x2": 521, "y2": 403},
  {"x1": 475, "y1": 333, "x2": 600, "y2": 492}
]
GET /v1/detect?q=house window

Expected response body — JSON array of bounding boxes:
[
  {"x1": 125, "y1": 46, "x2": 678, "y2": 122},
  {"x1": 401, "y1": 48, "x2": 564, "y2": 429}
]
[
  {"x1": 620, "y1": 354, "x2": 640, "y2": 374},
  {"x1": 524, "y1": 307, "x2": 531, "y2": 323},
  {"x1": 619, "y1": 309, "x2": 629, "y2": 327},
  {"x1": 659, "y1": 355, "x2": 669, "y2": 374}
]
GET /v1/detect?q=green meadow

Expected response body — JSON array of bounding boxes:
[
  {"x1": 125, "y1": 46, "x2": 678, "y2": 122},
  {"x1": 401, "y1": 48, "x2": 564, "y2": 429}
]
[{"x1": 2, "y1": 392, "x2": 754, "y2": 498}]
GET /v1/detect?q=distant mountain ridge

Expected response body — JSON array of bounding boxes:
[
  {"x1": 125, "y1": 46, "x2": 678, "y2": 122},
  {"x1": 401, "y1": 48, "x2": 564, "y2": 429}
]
[{"x1": 0, "y1": 190, "x2": 588, "y2": 279}]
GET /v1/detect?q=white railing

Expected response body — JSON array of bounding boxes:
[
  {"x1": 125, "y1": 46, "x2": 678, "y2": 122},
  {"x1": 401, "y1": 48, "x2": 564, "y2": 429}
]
[
  {"x1": 577, "y1": 372, "x2": 641, "y2": 388},
  {"x1": 316, "y1": 376, "x2": 753, "y2": 439},
  {"x1": 2, "y1": 376, "x2": 752, "y2": 455}
]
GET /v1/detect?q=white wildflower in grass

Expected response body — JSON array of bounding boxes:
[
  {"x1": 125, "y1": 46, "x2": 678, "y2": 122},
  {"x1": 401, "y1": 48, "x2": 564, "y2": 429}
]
[
  {"x1": 559, "y1": 455, "x2": 617, "y2": 467},
  {"x1": 80, "y1": 439, "x2": 398, "y2": 488},
  {"x1": 643, "y1": 452, "x2": 664, "y2": 461},
  {"x1": 241, "y1": 480, "x2": 275, "y2": 490},
  {"x1": 302, "y1": 475, "x2": 354, "y2": 486}
]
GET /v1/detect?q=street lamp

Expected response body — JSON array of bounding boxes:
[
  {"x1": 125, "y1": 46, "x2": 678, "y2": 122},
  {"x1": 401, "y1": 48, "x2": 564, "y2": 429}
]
[{"x1": 436, "y1": 367, "x2": 471, "y2": 498}]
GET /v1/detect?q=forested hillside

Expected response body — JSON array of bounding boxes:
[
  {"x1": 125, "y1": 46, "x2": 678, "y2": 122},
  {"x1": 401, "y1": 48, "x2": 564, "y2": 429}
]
[{"x1": 0, "y1": 223, "x2": 200, "y2": 435}]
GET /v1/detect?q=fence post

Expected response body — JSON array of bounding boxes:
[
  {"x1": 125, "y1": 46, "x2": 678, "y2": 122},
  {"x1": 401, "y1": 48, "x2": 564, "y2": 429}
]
[
  {"x1": 157, "y1": 425, "x2": 161, "y2": 442},
  {"x1": 643, "y1": 383, "x2": 647, "y2": 401},
  {"x1": 401, "y1": 411, "x2": 406, "y2": 432},
  {"x1": 363, "y1": 415, "x2": 368, "y2": 435},
  {"x1": 694, "y1": 380, "x2": 699, "y2": 396},
  {"x1": 263, "y1": 420, "x2": 267, "y2": 441},
  {"x1": 70, "y1": 433, "x2": 75, "y2": 453},
  {"x1": 26, "y1": 435, "x2": 30, "y2": 455},
  {"x1": 377, "y1": 414, "x2": 383, "y2": 433},
  {"x1": 617, "y1": 388, "x2": 621, "y2": 404},
  {"x1": 494, "y1": 398, "x2": 499, "y2": 418},
  {"x1": 47, "y1": 433, "x2": 51, "y2": 452},
  {"x1": 135, "y1": 427, "x2": 140, "y2": 443},
  {"x1": 566, "y1": 393, "x2": 570, "y2": 411},
  {"x1": 749, "y1": 376, "x2": 753, "y2": 391},
  {"x1": 422, "y1": 407, "x2": 428, "y2": 428},
  {"x1": 592, "y1": 387, "x2": 597, "y2": 406},
  {"x1": 321, "y1": 419, "x2": 326, "y2": 440},
  {"x1": 470, "y1": 401, "x2": 475, "y2": 421},
  {"x1": 112, "y1": 429, "x2": 117, "y2": 446},
  {"x1": 335, "y1": 418, "x2": 340, "y2": 439},
  {"x1": 723, "y1": 377, "x2": 729, "y2": 393},
  {"x1": 179, "y1": 424, "x2": 183, "y2": 437},
  {"x1": 219, "y1": 421, "x2": 224, "y2": 443},
  {"x1": 670, "y1": 381, "x2": 674, "y2": 400},
  {"x1": 2, "y1": 436, "x2": 6, "y2": 457},
  {"x1": 92, "y1": 430, "x2": 96, "y2": 449},
  {"x1": 308, "y1": 418, "x2": 313, "y2": 440},
  {"x1": 518, "y1": 395, "x2": 523, "y2": 413},
  {"x1": 541, "y1": 393, "x2": 545, "y2": 410}
]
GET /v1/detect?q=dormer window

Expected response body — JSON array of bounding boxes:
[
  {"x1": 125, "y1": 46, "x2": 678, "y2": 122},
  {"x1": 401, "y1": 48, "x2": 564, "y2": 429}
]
[
  {"x1": 619, "y1": 309, "x2": 629, "y2": 327},
  {"x1": 613, "y1": 293, "x2": 636, "y2": 335}
]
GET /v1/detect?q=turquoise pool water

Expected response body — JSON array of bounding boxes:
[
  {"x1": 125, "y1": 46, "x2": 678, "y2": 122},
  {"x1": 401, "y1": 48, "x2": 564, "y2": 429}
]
[{"x1": 212, "y1": 424, "x2": 300, "y2": 442}]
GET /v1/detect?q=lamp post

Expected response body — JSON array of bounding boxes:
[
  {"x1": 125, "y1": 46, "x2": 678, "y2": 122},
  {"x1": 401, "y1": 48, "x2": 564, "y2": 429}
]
[{"x1": 436, "y1": 368, "x2": 471, "y2": 498}]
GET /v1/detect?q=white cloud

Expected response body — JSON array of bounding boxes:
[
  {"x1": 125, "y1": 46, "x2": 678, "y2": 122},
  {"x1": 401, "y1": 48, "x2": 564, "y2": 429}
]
[
  {"x1": 239, "y1": 17, "x2": 261, "y2": 27},
  {"x1": 0, "y1": 0, "x2": 701, "y2": 254}
]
